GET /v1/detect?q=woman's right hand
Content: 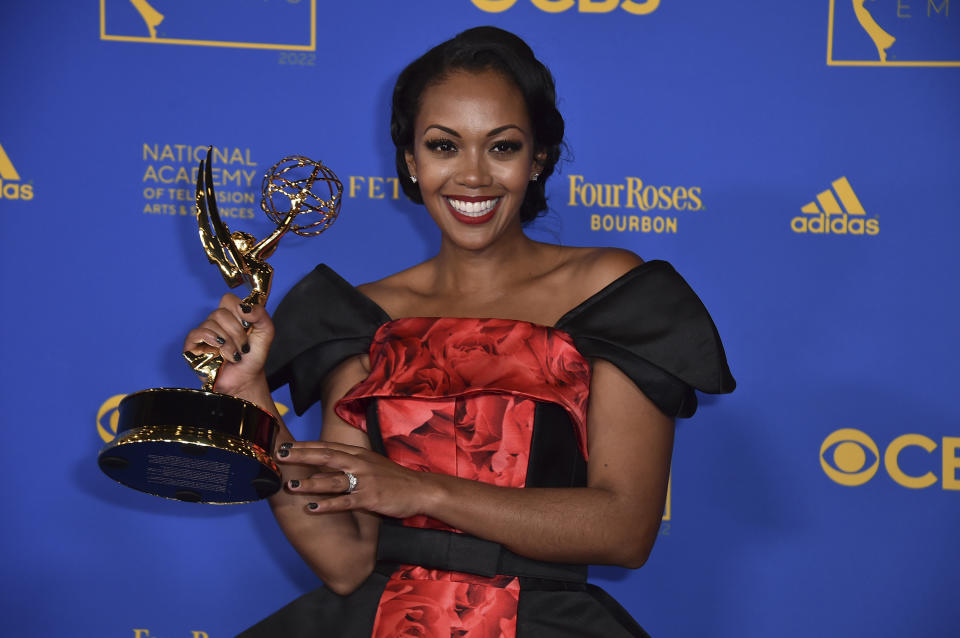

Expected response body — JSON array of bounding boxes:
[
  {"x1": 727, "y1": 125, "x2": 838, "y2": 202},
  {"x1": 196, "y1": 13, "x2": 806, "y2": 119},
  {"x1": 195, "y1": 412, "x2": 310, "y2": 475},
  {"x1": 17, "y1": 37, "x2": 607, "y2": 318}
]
[{"x1": 182, "y1": 293, "x2": 275, "y2": 397}]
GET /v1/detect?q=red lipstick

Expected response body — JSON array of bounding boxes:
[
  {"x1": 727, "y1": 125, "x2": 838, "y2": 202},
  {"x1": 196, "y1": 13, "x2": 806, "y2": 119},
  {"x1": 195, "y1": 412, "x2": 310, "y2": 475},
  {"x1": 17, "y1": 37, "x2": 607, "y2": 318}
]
[{"x1": 444, "y1": 196, "x2": 501, "y2": 225}]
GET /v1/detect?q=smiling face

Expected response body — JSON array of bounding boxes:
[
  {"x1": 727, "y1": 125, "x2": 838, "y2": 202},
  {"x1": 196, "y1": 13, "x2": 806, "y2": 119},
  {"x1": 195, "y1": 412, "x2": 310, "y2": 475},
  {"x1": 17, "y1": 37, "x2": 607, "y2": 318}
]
[{"x1": 405, "y1": 70, "x2": 542, "y2": 251}]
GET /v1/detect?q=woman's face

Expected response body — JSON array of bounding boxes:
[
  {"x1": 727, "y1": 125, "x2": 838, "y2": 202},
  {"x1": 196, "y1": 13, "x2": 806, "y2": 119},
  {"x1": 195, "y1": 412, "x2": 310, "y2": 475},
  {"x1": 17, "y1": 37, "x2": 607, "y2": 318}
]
[{"x1": 405, "y1": 69, "x2": 542, "y2": 251}]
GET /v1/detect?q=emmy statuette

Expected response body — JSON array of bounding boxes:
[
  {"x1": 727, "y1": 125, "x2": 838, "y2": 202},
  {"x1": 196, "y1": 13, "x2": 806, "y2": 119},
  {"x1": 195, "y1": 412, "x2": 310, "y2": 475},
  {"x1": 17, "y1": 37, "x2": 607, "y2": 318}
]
[{"x1": 98, "y1": 148, "x2": 342, "y2": 503}]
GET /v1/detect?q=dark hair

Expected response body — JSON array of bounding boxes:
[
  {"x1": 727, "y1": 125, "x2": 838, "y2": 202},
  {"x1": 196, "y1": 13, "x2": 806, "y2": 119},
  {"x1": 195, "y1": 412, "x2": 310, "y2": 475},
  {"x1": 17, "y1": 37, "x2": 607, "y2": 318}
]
[{"x1": 391, "y1": 26, "x2": 565, "y2": 224}]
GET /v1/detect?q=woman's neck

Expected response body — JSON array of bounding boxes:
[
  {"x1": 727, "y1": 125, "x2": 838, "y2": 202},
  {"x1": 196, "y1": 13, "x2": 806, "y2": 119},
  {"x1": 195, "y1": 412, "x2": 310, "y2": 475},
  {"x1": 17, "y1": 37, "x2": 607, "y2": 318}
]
[{"x1": 427, "y1": 231, "x2": 554, "y2": 298}]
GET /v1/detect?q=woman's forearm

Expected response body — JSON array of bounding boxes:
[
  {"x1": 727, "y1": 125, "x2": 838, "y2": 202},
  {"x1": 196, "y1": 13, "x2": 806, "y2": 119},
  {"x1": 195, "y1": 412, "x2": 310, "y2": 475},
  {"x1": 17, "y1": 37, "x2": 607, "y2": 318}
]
[{"x1": 418, "y1": 471, "x2": 666, "y2": 568}]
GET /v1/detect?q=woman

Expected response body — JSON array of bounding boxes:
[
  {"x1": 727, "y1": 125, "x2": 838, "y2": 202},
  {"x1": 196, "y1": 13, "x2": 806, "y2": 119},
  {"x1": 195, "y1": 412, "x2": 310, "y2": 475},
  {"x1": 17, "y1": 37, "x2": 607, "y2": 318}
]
[{"x1": 184, "y1": 26, "x2": 734, "y2": 638}]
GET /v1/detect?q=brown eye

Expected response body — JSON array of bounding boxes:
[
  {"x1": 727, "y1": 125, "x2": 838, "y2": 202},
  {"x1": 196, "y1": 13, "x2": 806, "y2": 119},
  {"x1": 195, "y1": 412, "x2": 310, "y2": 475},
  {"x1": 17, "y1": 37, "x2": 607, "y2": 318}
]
[
  {"x1": 491, "y1": 140, "x2": 522, "y2": 154},
  {"x1": 425, "y1": 138, "x2": 457, "y2": 153}
]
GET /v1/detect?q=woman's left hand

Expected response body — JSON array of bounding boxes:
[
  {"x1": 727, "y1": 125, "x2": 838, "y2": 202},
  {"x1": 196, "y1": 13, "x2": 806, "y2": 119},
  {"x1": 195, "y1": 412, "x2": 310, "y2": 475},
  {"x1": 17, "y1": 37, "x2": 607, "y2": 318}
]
[{"x1": 277, "y1": 441, "x2": 433, "y2": 519}]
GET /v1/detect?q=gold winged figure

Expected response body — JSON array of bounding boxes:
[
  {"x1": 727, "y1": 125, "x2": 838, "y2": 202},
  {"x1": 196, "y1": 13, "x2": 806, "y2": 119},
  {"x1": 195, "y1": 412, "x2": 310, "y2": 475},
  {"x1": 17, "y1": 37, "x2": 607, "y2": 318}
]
[{"x1": 184, "y1": 147, "x2": 342, "y2": 389}]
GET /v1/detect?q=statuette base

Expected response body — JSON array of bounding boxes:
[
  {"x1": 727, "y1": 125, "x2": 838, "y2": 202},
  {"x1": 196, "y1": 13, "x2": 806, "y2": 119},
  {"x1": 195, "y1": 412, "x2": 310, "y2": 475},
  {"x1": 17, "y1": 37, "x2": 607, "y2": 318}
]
[{"x1": 98, "y1": 388, "x2": 280, "y2": 504}]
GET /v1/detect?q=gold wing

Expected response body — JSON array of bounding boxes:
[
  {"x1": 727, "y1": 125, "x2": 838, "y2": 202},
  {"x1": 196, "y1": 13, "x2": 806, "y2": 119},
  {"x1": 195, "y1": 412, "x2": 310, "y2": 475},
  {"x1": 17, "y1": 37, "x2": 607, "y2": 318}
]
[{"x1": 195, "y1": 147, "x2": 244, "y2": 287}]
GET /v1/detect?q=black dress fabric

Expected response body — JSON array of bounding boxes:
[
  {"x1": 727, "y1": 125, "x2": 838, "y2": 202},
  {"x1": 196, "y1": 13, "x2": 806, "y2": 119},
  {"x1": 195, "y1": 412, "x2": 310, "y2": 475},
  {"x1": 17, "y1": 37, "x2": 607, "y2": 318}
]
[
  {"x1": 555, "y1": 259, "x2": 735, "y2": 417},
  {"x1": 244, "y1": 261, "x2": 734, "y2": 637}
]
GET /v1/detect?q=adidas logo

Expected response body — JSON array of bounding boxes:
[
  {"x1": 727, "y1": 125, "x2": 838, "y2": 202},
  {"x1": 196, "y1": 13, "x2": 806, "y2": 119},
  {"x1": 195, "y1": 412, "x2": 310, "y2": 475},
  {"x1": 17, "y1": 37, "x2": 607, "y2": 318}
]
[
  {"x1": 0, "y1": 142, "x2": 33, "y2": 201},
  {"x1": 791, "y1": 176, "x2": 878, "y2": 236}
]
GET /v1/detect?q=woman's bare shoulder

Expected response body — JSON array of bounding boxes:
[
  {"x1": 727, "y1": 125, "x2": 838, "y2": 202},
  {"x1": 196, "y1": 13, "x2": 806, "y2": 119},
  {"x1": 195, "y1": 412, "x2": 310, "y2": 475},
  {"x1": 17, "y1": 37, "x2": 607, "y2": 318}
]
[
  {"x1": 355, "y1": 262, "x2": 431, "y2": 319},
  {"x1": 555, "y1": 245, "x2": 645, "y2": 298}
]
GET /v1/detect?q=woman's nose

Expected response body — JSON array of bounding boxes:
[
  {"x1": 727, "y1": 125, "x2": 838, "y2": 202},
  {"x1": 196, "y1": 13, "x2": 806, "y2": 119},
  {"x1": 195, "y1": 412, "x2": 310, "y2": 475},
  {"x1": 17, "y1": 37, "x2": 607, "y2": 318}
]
[{"x1": 455, "y1": 152, "x2": 493, "y2": 188}]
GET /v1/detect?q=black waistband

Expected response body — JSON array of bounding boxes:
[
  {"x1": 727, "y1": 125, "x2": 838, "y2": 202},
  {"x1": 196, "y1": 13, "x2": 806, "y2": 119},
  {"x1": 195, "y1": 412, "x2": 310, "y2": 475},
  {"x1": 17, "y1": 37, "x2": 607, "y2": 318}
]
[{"x1": 375, "y1": 523, "x2": 587, "y2": 586}]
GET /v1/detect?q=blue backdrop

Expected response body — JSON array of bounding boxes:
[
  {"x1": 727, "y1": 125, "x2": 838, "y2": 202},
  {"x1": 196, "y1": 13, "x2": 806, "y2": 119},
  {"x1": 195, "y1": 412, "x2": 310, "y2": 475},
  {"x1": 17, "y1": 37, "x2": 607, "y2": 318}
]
[{"x1": 1, "y1": 1, "x2": 958, "y2": 637}]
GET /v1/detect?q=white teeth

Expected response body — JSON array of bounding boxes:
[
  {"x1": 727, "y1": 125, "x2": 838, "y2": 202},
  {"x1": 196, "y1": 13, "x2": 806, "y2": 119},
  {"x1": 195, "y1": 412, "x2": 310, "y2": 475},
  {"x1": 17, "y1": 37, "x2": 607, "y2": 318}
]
[{"x1": 447, "y1": 197, "x2": 499, "y2": 217}]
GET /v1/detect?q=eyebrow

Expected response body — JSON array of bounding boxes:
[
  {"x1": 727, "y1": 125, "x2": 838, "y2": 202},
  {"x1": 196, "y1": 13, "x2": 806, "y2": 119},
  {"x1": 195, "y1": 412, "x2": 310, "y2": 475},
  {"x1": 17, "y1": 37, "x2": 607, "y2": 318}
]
[{"x1": 423, "y1": 124, "x2": 523, "y2": 138}]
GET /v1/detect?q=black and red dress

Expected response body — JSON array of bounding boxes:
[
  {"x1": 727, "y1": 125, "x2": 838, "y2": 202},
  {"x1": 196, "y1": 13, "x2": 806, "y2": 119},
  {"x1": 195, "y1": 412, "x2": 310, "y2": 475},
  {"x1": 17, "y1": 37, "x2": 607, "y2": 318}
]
[{"x1": 243, "y1": 261, "x2": 734, "y2": 638}]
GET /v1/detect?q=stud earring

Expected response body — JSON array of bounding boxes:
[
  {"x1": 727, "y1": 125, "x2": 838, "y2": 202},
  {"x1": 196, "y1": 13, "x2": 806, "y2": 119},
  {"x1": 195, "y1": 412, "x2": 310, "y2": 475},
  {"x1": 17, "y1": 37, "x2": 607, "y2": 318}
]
[{"x1": 410, "y1": 175, "x2": 417, "y2": 184}]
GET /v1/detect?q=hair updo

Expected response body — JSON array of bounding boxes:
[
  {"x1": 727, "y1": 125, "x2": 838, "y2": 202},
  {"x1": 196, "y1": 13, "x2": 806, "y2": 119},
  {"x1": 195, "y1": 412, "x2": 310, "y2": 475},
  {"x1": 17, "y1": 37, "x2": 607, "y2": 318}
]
[{"x1": 391, "y1": 26, "x2": 565, "y2": 224}]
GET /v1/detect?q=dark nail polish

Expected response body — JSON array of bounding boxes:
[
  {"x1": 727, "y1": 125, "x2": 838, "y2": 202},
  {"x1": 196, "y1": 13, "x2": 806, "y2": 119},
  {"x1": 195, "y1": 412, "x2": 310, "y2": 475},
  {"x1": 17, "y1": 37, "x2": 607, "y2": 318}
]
[
  {"x1": 215, "y1": 335, "x2": 225, "y2": 345},
  {"x1": 241, "y1": 343, "x2": 250, "y2": 354},
  {"x1": 278, "y1": 448, "x2": 289, "y2": 458},
  {"x1": 289, "y1": 479, "x2": 300, "y2": 489},
  {"x1": 241, "y1": 319, "x2": 251, "y2": 329},
  {"x1": 233, "y1": 352, "x2": 241, "y2": 362},
  {"x1": 307, "y1": 502, "x2": 318, "y2": 510},
  {"x1": 240, "y1": 304, "x2": 252, "y2": 313},
  {"x1": 279, "y1": 442, "x2": 293, "y2": 449}
]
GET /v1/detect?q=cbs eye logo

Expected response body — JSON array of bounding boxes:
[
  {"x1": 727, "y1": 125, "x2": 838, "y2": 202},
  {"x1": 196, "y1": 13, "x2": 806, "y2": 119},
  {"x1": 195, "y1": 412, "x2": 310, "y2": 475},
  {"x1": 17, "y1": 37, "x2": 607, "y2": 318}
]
[
  {"x1": 471, "y1": 0, "x2": 660, "y2": 15},
  {"x1": 97, "y1": 394, "x2": 127, "y2": 443},
  {"x1": 819, "y1": 429, "x2": 879, "y2": 486},
  {"x1": 820, "y1": 428, "x2": 960, "y2": 490},
  {"x1": 97, "y1": 394, "x2": 290, "y2": 443}
]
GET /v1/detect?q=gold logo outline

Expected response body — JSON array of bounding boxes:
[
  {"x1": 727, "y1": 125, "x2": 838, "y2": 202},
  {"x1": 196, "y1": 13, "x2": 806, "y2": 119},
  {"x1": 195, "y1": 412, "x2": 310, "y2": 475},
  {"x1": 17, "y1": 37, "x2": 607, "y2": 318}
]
[
  {"x1": 820, "y1": 428, "x2": 880, "y2": 486},
  {"x1": 800, "y1": 176, "x2": 867, "y2": 217},
  {"x1": 827, "y1": 0, "x2": 960, "y2": 67},
  {"x1": 0, "y1": 143, "x2": 21, "y2": 181},
  {"x1": 662, "y1": 473, "x2": 671, "y2": 521},
  {"x1": 99, "y1": 0, "x2": 317, "y2": 51}
]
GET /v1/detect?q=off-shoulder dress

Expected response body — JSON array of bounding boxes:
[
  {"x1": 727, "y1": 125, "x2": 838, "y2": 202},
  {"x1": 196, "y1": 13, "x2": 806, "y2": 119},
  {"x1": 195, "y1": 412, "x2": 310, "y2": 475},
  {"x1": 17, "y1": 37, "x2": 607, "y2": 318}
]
[{"x1": 241, "y1": 260, "x2": 735, "y2": 638}]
